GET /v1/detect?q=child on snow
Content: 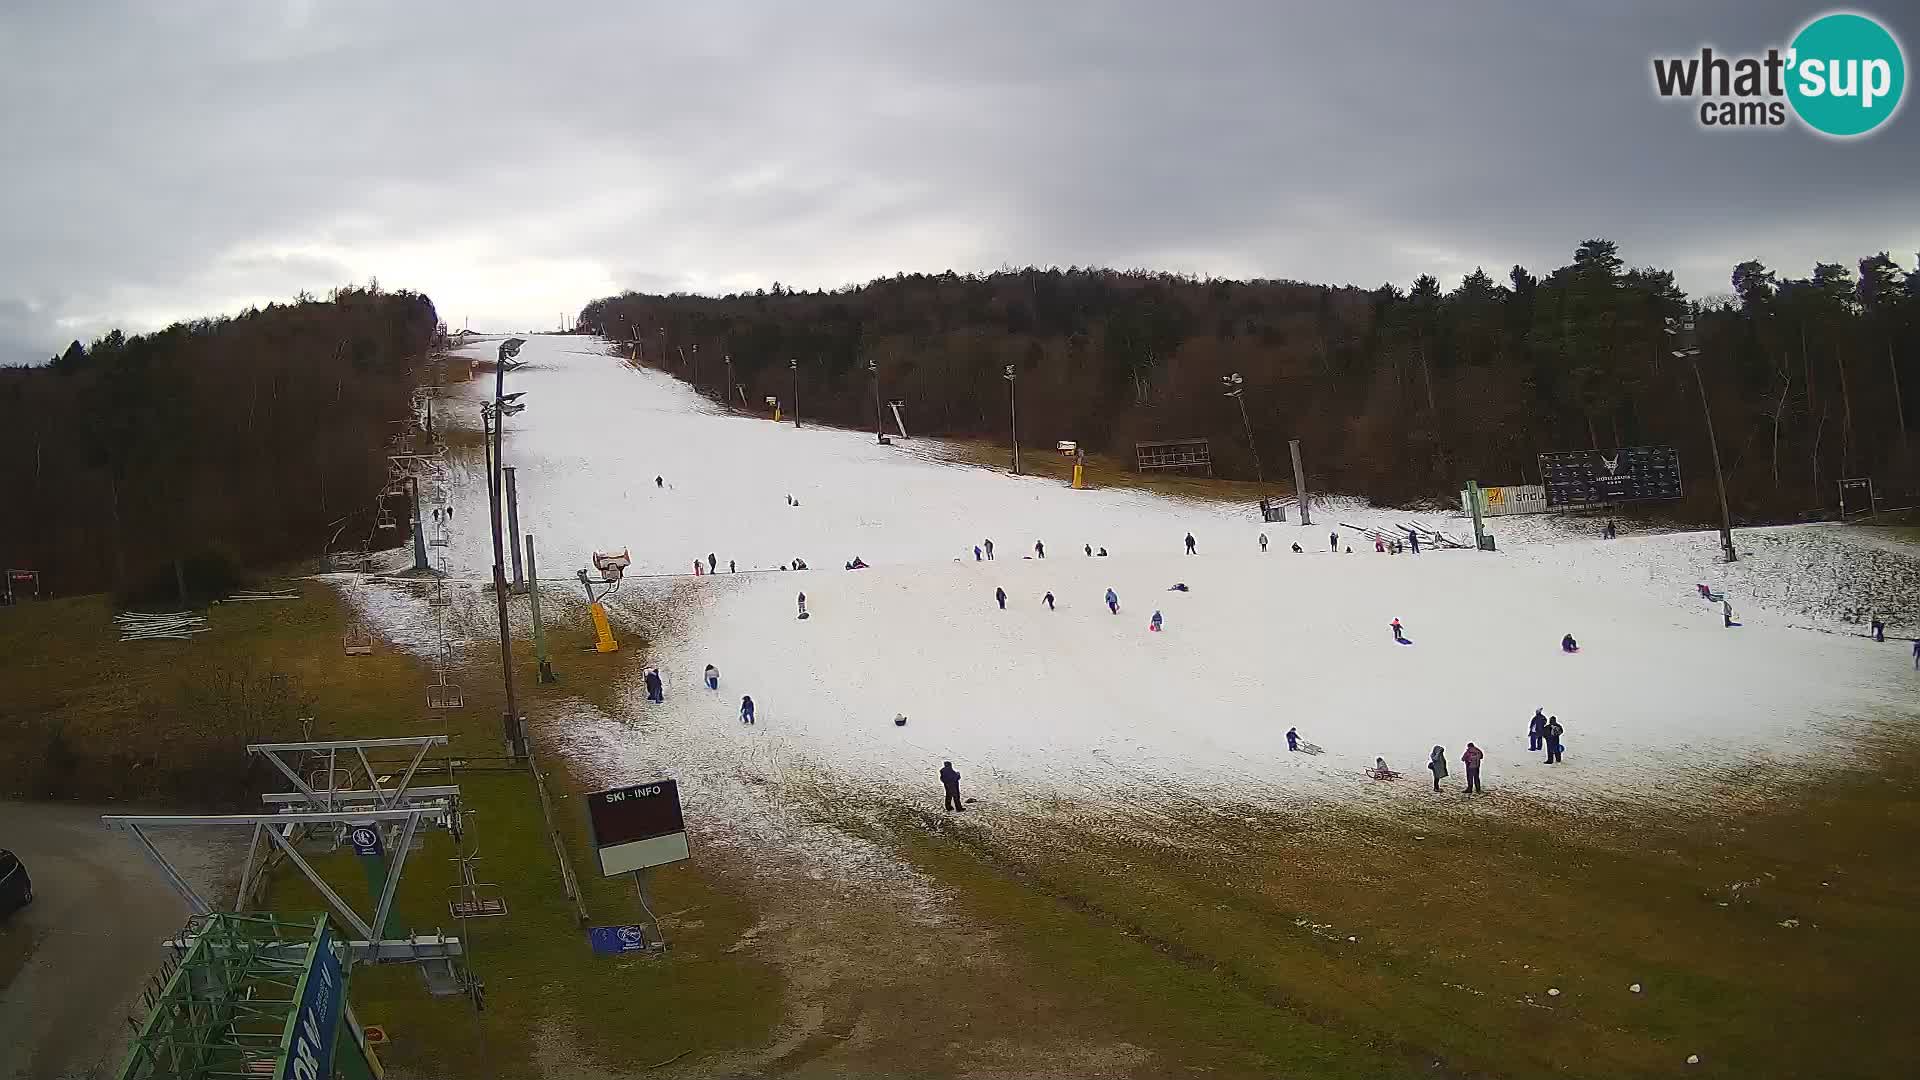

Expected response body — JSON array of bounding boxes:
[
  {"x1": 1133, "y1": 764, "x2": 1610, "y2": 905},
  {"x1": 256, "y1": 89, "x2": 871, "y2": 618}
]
[
  {"x1": 1286, "y1": 727, "x2": 1300, "y2": 752},
  {"x1": 740, "y1": 695, "x2": 756, "y2": 724},
  {"x1": 1372, "y1": 757, "x2": 1401, "y2": 780},
  {"x1": 1149, "y1": 610, "x2": 1163, "y2": 632},
  {"x1": 1106, "y1": 588, "x2": 1119, "y2": 614},
  {"x1": 704, "y1": 664, "x2": 719, "y2": 690}
]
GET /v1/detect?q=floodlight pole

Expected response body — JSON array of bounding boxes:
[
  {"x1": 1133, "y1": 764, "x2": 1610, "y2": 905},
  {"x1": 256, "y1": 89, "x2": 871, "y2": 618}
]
[
  {"x1": 1670, "y1": 315, "x2": 1735, "y2": 563},
  {"x1": 1691, "y1": 359, "x2": 1737, "y2": 563},
  {"x1": 790, "y1": 358, "x2": 801, "y2": 429},
  {"x1": 1222, "y1": 373, "x2": 1262, "y2": 483},
  {"x1": 1005, "y1": 364, "x2": 1021, "y2": 475},
  {"x1": 869, "y1": 358, "x2": 883, "y2": 443},
  {"x1": 488, "y1": 338, "x2": 528, "y2": 758}
]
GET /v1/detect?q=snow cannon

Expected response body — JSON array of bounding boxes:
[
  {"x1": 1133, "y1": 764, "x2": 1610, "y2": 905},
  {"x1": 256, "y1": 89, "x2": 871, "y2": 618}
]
[{"x1": 592, "y1": 548, "x2": 632, "y2": 582}]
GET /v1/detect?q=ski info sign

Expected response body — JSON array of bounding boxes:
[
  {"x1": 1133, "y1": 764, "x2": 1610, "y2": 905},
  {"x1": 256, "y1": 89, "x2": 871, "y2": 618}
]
[{"x1": 586, "y1": 780, "x2": 690, "y2": 876}]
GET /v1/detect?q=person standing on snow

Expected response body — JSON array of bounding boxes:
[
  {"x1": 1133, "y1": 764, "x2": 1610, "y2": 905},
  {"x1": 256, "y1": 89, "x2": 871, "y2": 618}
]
[
  {"x1": 984, "y1": 539, "x2": 995, "y2": 560},
  {"x1": 740, "y1": 695, "x2": 756, "y2": 724},
  {"x1": 1544, "y1": 717, "x2": 1565, "y2": 764},
  {"x1": 1105, "y1": 588, "x2": 1119, "y2": 614},
  {"x1": 1044, "y1": 591, "x2": 1055, "y2": 610},
  {"x1": 645, "y1": 668, "x2": 664, "y2": 703},
  {"x1": 1184, "y1": 532, "x2": 1197, "y2": 555},
  {"x1": 1035, "y1": 540, "x2": 1045, "y2": 558},
  {"x1": 796, "y1": 592, "x2": 809, "y2": 620},
  {"x1": 1428, "y1": 746, "x2": 1449, "y2": 792},
  {"x1": 994, "y1": 587, "x2": 1007, "y2": 609},
  {"x1": 1286, "y1": 727, "x2": 1300, "y2": 752},
  {"x1": 729, "y1": 559, "x2": 736, "y2": 573},
  {"x1": 1463, "y1": 742, "x2": 1485, "y2": 793},
  {"x1": 940, "y1": 761, "x2": 964, "y2": 812},
  {"x1": 1259, "y1": 533, "x2": 1269, "y2": 552},
  {"x1": 1149, "y1": 610, "x2": 1163, "y2": 632},
  {"x1": 1870, "y1": 617, "x2": 1884, "y2": 642},
  {"x1": 708, "y1": 553, "x2": 717, "y2": 574},
  {"x1": 1390, "y1": 618, "x2": 1407, "y2": 644},
  {"x1": 1911, "y1": 638, "x2": 1918, "y2": 669},
  {"x1": 655, "y1": 475, "x2": 664, "y2": 488},
  {"x1": 974, "y1": 545, "x2": 983, "y2": 561},
  {"x1": 1723, "y1": 598, "x2": 1735, "y2": 627},
  {"x1": 1527, "y1": 708, "x2": 1547, "y2": 751},
  {"x1": 1408, "y1": 530, "x2": 1421, "y2": 555},
  {"x1": 1329, "y1": 531, "x2": 1339, "y2": 552},
  {"x1": 1084, "y1": 543, "x2": 1092, "y2": 557},
  {"x1": 1375, "y1": 537, "x2": 1385, "y2": 553},
  {"x1": 704, "y1": 664, "x2": 719, "y2": 691}
]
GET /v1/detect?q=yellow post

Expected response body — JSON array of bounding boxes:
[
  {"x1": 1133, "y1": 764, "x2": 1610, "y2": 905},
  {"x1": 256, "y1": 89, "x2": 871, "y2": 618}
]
[
  {"x1": 590, "y1": 601, "x2": 619, "y2": 653},
  {"x1": 1072, "y1": 463, "x2": 1086, "y2": 489},
  {"x1": 772, "y1": 405, "x2": 782, "y2": 423}
]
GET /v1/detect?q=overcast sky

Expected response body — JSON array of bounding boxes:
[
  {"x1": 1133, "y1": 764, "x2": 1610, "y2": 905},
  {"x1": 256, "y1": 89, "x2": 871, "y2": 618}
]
[{"x1": 1, "y1": 1, "x2": 1914, "y2": 364}]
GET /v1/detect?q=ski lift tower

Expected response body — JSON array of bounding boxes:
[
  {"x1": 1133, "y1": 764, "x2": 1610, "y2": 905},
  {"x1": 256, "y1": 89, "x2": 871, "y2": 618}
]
[{"x1": 115, "y1": 911, "x2": 382, "y2": 1080}]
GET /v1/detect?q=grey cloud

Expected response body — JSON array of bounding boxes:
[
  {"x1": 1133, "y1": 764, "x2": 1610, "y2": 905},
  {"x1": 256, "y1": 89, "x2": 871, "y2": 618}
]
[{"x1": 2, "y1": 1, "x2": 1915, "y2": 354}]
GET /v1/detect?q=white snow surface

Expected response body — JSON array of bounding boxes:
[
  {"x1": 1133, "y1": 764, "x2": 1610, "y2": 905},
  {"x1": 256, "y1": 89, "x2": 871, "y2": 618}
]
[{"x1": 354, "y1": 337, "x2": 1916, "y2": 819}]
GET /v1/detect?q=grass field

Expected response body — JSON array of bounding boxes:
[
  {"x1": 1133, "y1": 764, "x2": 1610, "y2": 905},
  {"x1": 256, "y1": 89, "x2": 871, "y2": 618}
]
[{"x1": 862, "y1": 715, "x2": 1920, "y2": 1080}]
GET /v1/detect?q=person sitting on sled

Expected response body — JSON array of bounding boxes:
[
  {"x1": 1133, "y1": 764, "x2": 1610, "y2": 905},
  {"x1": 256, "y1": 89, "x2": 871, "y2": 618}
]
[
  {"x1": 1371, "y1": 757, "x2": 1401, "y2": 780},
  {"x1": 1561, "y1": 633, "x2": 1578, "y2": 653}
]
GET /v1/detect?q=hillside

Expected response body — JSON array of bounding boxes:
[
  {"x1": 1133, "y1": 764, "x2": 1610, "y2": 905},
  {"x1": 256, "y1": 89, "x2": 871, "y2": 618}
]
[{"x1": 579, "y1": 243, "x2": 1918, "y2": 523}]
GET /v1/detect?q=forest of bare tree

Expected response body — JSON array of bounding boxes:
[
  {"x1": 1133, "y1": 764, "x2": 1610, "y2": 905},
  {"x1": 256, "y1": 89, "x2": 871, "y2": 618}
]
[
  {"x1": 580, "y1": 240, "x2": 1917, "y2": 524},
  {"x1": 0, "y1": 287, "x2": 439, "y2": 599}
]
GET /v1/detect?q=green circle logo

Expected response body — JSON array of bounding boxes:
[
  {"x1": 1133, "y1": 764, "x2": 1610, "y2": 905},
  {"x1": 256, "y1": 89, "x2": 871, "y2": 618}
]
[{"x1": 1787, "y1": 12, "x2": 1906, "y2": 137}]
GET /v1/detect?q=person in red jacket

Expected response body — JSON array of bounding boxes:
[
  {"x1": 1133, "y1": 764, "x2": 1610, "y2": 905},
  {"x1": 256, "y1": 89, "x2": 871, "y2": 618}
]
[{"x1": 1462, "y1": 742, "x2": 1485, "y2": 793}]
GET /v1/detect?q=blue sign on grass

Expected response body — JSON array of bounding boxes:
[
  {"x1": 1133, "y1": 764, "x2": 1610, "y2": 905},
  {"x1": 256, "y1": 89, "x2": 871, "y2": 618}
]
[{"x1": 589, "y1": 924, "x2": 651, "y2": 955}]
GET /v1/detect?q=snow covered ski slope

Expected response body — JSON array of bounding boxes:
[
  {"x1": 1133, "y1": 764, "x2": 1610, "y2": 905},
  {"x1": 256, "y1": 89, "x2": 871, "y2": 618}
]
[{"x1": 394, "y1": 336, "x2": 1915, "y2": 813}]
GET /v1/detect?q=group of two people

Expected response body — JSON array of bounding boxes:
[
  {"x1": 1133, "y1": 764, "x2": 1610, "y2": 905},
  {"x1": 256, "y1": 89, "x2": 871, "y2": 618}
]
[
  {"x1": 1527, "y1": 708, "x2": 1565, "y2": 763},
  {"x1": 1424, "y1": 743, "x2": 1485, "y2": 793}
]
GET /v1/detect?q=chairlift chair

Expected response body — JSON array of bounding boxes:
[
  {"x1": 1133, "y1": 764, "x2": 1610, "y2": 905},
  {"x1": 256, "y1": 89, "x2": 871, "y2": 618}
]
[
  {"x1": 375, "y1": 506, "x2": 397, "y2": 530},
  {"x1": 447, "y1": 850, "x2": 510, "y2": 919},
  {"x1": 343, "y1": 621, "x2": 374, "y2": 656},
  {"x1": 429, "y1": 526, "x2": 450, "y2": 548},
  {"x1": 427, "y1": 647, "x2": 463, "y2": 709}
]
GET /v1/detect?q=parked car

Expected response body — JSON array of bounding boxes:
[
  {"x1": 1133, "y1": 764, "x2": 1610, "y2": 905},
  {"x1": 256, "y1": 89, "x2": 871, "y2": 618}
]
[{"x1": 0, "y1": 849, "x2": 31, "y2": 916}]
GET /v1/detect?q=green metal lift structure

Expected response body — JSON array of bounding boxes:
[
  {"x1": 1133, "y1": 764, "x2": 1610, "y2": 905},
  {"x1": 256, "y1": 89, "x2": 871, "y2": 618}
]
[{"x1": 117, "y1": 912, "x2": 380, "y2": 1080}]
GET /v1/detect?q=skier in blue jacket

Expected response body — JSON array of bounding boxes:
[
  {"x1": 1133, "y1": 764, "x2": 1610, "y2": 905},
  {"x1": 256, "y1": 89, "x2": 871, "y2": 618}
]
[{"x1": 1105, "y1": 588, "x2": 1119, "y2": 614}]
